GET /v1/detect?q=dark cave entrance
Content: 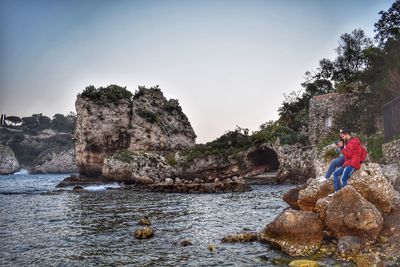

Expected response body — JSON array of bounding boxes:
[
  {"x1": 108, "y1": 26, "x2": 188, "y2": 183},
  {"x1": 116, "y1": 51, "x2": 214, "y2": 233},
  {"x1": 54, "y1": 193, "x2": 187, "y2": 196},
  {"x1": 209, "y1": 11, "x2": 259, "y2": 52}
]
[{"x1": 247, "y1": 147, "x2": 279, "y2": 171}]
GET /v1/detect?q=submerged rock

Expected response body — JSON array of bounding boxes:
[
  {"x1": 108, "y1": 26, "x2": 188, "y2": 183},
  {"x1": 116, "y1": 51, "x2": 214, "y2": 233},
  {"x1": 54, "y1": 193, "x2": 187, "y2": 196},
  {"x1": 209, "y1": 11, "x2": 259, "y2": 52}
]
[
  {"x1": 221, "y1": 232, "x2": 258, "y2": 243},
  {"x1": 325, "y1": 186, "x2": 383, "y2": 241},
  {"x1": 138, "y1": 216, "x2": 151, "y2": 226},
  {"x1": 259, "y1": 209, "x2": 323, "y2": 256},
  {"x1": 336, "y1": 236, "x2": 364, "y2": 260},
  {"x1": 180, "y1": 240, "x2": 193, "y2": 247},
  {"x1": 134, "y1": 226, "x2": 154, "y2": 239},
  {"x1": 288, "y1": 259, "x2": 319, "y2": 267},
  {"x1": 72, "y1": 185, "x2": 85, "y2": 192}
]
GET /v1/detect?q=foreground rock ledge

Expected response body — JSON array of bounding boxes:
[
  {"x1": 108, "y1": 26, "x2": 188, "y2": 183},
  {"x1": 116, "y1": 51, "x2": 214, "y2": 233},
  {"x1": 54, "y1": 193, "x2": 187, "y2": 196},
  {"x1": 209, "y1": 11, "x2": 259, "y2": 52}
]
[{"x1": 259, "y1": 209, "x2": 323, "y2": 256}]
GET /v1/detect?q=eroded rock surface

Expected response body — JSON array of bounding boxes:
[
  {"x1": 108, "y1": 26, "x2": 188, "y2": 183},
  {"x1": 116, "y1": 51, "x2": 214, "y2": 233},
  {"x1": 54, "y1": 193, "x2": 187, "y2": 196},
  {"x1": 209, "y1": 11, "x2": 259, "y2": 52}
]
[{"x1": 0, "y1": 144, "x2": 20, "y2": 174}]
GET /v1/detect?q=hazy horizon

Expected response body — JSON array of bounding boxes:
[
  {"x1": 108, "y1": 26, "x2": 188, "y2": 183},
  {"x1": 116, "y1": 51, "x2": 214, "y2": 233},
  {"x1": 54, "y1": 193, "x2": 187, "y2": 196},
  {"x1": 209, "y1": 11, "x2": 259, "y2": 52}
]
[{"x1": 0, "y1": 0, "x2": 393, "y2": 143}]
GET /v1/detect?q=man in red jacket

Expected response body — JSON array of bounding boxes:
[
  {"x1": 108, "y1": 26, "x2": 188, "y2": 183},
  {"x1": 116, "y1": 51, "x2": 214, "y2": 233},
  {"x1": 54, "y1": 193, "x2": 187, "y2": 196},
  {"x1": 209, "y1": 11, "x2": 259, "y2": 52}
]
[{"x1": 332, "y1": 128, "x2": 362, "y2": 193}]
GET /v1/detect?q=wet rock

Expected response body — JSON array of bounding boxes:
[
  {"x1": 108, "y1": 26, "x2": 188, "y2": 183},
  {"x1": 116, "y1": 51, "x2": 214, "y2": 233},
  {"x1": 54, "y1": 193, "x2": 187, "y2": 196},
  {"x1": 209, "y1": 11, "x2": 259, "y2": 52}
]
[
  {"x1": 207, "y1": 243, "x2": 216, "y2": 252},
  {"x1": 336, "y1": 236, "x2": 364, "y2": 260},
  {"x1": 288, "y1": 259, "x2": 319, "y2": 267},
  {"x1": 259, "y1": 209, "x2": 323, "y2": 256},
  {"x1": 56, "y1": 175, "x2": 112, "y2": 188},
  {"x1": 134, "y1": 226, "x2": 154, "y2": 239},
  {"x1": 355, "y1": 253, "x2": 384, "y2": 267},
  {"x1": 221, "y1": 232, "x2": 258, "y2": 243},
  {"x1": 297, "y1": 179, "x2": 335, "y2": 211},
  {"x1": 180, "y1": 240, "x2": 193, "y2": 247},
  {"x1": 72, "y1": 185, "x2": 85, "y2": 191},
  {"x1": 282, "y1": 184, "x2": 307, "y2": 210},
  {"x1": 149, "y1": 181, "x2": 251, "y2": 193},
  {"x1": 138, "y1": 216, "x2": 151, "y2": 226},
  {"x1": 347, "y1": 163, "x2": 395, "y2": 213},
  {"x1": 325, "y1": 186, "x2": 383, "y2": 241}
]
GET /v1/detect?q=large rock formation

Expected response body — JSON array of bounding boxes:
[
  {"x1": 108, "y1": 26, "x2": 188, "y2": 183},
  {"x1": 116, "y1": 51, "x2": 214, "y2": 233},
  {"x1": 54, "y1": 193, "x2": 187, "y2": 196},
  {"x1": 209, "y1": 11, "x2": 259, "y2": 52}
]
[
  {"x1": 74, "y1": 87, "x2": 196, "y2": 177},
  {"x1": 325, "y1": 186, "x2": 383, "y2": 241},
  {"x1": 0, "y1": 144, "x2": 20, "y2": 174},
  {"x1": 259, "y1": 209, "x2": 323, "y2": 256}
]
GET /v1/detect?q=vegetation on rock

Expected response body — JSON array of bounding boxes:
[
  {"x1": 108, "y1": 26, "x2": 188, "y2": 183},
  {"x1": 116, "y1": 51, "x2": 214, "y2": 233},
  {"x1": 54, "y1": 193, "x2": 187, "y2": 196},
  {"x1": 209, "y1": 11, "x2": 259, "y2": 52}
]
[{"x1": 80, "y1": 84, "x2": 133, "y2": 104}]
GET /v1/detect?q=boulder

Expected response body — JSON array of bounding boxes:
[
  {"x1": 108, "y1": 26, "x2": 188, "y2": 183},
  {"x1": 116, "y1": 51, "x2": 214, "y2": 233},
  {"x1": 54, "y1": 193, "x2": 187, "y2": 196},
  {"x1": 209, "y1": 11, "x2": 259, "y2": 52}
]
[
  {"x1": 138, "y1": 216, "x2": 151, "y2": 226},
  {"x1": 314, "y1": 196, "x2": 332, "y2": 222},
  {"x1": 325, "y1": 186, "x2": 383, "y2": 241},
  {"x1": 297, "y1": 179, "x2": 335, "y2": 211},
  {"x1": 134, "y1": 226, "x2": 154, "y2": 239},
  {"x1": 221, "y1": 232, "x2": 258, "y2": 243},
  {"x1": 259, "y1": 209, "x2": 323, "y2": 256},
  {"x1": 347, "y1": 163, "x2": 395, "y2": 213},
  {"x1": 282, "y1": 184, "x2": 307, "y2": 210},
  {"x1": 288, "y1": 260, "x2": 319, "y2": 267}
]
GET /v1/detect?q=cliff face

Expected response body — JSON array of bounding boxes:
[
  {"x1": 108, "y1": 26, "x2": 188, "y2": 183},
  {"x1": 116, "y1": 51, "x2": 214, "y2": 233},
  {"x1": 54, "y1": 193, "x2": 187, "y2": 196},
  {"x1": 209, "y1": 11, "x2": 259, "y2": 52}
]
[
  {"x1": 0, "y1": 144, "x2": 20, "y2": 174},
  {"x1": 30, "y1": 148, "x2": 78, "y2": 174},
  {"x1": 75, "y1": 88, "x2": 196, "y2": 177}
]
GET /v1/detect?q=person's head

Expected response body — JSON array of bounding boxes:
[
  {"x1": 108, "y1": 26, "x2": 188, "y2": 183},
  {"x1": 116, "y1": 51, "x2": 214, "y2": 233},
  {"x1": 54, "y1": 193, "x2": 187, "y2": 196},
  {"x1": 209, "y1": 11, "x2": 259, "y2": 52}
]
[{"x1": 340, "y1": 128, "x2": 352, "y2": 140}]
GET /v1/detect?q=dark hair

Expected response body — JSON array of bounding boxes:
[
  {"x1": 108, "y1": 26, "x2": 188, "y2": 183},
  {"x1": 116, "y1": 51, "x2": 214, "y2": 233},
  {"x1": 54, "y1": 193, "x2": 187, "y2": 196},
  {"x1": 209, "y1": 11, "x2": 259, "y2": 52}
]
[{"x1": 341, "y1": 127, "x2": 351, "y2": 134}]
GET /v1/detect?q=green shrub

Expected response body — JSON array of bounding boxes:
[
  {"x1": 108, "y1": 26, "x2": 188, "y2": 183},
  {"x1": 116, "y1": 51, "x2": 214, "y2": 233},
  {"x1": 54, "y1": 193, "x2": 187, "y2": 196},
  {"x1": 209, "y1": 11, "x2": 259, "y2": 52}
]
[
  {"x1": 165, "y1": 154, "x2": 177, "y2": 166},
  {"x1": 365, "y1": 134, "x2": 384, "y2": 161},
  {"x1": 113, "y1": 150, "x2": 135, "y2": 163},
  {"x1": 136, "y1": 108, "x2": 159, "y2": 123},
  {"x1": 80, "y1": 84, "x2": 133, "y2": 105},
  {"x1": 324, "y1": 148, "x2": 338, "y2": 161}
]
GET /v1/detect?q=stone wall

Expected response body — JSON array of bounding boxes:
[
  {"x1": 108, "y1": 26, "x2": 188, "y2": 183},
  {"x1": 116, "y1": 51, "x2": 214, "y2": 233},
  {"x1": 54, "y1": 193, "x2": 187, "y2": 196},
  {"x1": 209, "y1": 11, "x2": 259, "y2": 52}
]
[{"x1": 308, "y1": 93, "x2": 357, "y2": 144}]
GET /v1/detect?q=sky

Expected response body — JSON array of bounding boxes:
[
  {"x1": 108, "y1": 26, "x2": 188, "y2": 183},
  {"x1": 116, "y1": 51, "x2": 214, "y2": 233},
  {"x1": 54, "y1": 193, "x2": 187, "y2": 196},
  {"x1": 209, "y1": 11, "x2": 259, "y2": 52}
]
[{"x1": 0, "y1": 0, "x2": 394, "y2": 143}]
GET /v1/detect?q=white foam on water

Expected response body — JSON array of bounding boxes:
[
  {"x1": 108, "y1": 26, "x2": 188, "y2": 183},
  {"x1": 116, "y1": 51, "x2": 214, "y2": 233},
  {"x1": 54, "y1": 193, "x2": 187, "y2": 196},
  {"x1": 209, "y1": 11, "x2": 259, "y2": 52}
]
[
  {"x1": 84, "y1": 183, "x2": 121, "y2": 191},
  {"x1": 13, "y1": 169, "x2": 29, "y2": 175}
]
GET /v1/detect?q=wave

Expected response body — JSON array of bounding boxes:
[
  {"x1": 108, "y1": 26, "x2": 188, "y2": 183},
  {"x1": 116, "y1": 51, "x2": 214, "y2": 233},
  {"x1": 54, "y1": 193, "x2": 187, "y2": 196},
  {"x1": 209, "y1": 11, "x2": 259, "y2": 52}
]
[
  {"x1": 83, "y1": 183, "x2": 121, "y2": 191},
  {"x1": 13, "y1": 169, "x2": 29, "y2": 175}
]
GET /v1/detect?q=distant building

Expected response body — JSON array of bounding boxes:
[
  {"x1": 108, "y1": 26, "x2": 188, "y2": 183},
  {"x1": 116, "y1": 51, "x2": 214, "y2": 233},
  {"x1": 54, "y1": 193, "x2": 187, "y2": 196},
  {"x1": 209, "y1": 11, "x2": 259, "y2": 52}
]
[
  {"x1": 1, "y1": 114, "x2": 6, "y2": 126},
  {"x1": 308, "y1": 93, "x2": 357, "y2": 144}
]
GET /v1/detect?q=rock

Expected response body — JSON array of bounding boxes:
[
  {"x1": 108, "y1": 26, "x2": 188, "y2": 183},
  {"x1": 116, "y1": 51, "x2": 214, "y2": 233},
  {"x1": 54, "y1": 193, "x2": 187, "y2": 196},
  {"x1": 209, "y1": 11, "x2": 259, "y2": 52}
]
[
  {"x1": 325, "y1": 186, "x2": 383, "y2": 241},
  {"x1": 282, "y1": 184, "x2": 307, "y2": 210},
  {"x1": 314, "y1": 196, "x2": 332, "y2": 222},
  {"x1": 379, "y1": 199, "x2": 400, "y2": 261},
  {"x1": 207, "y1": 243, "x2": 216, "y2": 252},
  {"x1": 74, "y1": 86, "x2": 196, "y2": 177},
  {"x1": 134, "y1": 226, "x2": 154, "y2": 239},
  {"x1": 175, "y1": 177, "x2": 181, "y2": 184},
  {"x1": 259, "y1": 209, "x2": 323, "y2": 256},
  {"x1": 164, "y1": 178, "x2": 174, "y2": 185},
  {"x1": 180, "y1": 240, "x2": 193, "y2": 247},
  {"x1": 288, "y1": 260, "x2": 319, "y2": 267},
  {"x1": 355, "y1": 253, "x2": 384, "y2": 267},
  {"x1": 0, "y1": 144, "x2": 20, "y2": 175},
  {"x1": 29, "y1": 148, "x2": 78, "y2": 174},
  {"x1": 138, "y1": 216, "x2": 151, "y2": 226},
  {"x1": 336, "y1": 236, "x2": 364, "y2": 260},
  {"x1": 297, "y1": 179, "x2": 335, "y2": 211},
  {"x1": 347, "y1": 163, "x2": 395, "y2": 213},
  {"x1": 221, "y1": 232, "x2": 258, "y2": 243},
  {"x1": 56, "y1": 175, "x2": 112, "y2": 187},
  {"x1": 72, "y1": 185, "x2": 85, "y2": 191}
]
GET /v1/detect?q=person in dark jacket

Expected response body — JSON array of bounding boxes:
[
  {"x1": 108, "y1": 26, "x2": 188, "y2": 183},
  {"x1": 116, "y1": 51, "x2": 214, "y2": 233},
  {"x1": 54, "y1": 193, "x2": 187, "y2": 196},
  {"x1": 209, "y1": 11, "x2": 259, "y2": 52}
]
[{"x1": 331, "y1": 128, "x2": 362, "y2": 193}]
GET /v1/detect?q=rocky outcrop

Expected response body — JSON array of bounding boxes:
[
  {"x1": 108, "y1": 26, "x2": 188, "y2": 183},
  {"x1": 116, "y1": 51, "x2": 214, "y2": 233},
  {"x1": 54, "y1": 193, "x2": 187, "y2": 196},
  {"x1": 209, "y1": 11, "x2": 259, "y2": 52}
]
[
  {"x1": 102, "y1": 150, "x2": 174, "y2": 184},
  {"x1": 0, "y1": 144, "x2": 20, "y2": 174},
  {"x1": 325, "y1": 186, "x2": 383, "y2": 241},
  {"x1": 75, "y1": 87, "x2": 196, "y2": 177},
  {"x1": 383, "y1": 138, "x2": 400, "y2": 164},
  {"x1": 259, "y1": 209, "x2": 323, "y2": 256},
  {"x1": 30, "y1": 148, "x2": 78, "y2": 174}
]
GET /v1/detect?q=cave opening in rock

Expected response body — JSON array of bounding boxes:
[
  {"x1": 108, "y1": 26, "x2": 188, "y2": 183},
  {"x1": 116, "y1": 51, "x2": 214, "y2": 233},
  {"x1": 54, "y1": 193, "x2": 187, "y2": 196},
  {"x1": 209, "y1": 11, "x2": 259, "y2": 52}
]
[{"x1": 247, "y1": 147, "x2": 279, "y2": 171}]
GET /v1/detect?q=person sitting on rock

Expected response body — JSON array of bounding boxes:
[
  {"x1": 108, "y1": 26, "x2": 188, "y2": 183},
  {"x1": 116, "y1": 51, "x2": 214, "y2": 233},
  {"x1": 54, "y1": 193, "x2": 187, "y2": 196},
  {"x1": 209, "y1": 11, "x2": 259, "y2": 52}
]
[
  {"x1": 317, "y1": 129, "x2": 346, "y2": 182},
  {"x1": 331, "y1": 128, "x2": 363, "y2": 194}
]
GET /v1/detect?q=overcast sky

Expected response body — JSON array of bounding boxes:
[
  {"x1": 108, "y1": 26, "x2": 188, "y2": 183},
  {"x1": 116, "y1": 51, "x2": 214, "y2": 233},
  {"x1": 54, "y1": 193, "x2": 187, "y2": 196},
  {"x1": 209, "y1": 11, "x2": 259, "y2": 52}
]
[{"x1": 0, "y1": 0, "x2": 393, "y2": 143}]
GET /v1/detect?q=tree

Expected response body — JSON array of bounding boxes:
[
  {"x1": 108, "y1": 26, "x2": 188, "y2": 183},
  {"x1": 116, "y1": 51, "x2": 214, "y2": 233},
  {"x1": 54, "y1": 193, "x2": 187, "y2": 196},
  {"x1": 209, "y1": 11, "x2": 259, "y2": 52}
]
[{"x1": 374, "y1": 0, "x2": 400, "y2": 46}]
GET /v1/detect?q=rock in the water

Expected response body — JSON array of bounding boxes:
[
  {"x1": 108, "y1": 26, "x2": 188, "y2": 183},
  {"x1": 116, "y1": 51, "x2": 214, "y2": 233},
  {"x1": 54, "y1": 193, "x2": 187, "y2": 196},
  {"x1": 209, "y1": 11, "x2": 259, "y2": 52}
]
[
  {"x1": 134, "y1": 226, "x2": 154, "y2": 239},
  {"x1": 297, "y1": 179, "x2": 335, "y2": 211},
  {"x1": 259, "y1": 209, "x2": 323, "y2": 256},
  {"x1": 325, "y1": 186, "x2": 383, "y2": 241},
  {"x1": 336, "y1": 236, "x2": 364, "y2": 260},
  {"x1": 180, "y1": 240, "x2": 193, "y2": 247},
  {"x1": 222, "y1": 232, "x2": 258, "y2": 243},
  {"x1": 282, "y1": 184, "x2": 307, "y2": 210},
  {"x1": 0, "y1": 144, "x2": 20, "y2": 175},
  {"x1": 72, "y1": 185, "x2": 85, "y2": 191},
  {"x1": 138, "y1": 216, "x2": 151, "y2": 226},
  {"x1": 347, "y1": 163, "x2": 395, "y2": 213},
  {"x1": 207, "y1": 243, "x2": 216, "y2": 252},
  {"x1": 288, "y1": 259, "x2": 319, "y2": 267}
]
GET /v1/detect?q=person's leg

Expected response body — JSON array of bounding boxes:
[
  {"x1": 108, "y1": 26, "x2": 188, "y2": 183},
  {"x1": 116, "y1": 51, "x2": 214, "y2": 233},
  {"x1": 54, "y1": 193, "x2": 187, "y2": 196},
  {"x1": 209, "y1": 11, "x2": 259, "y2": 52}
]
[
  {"x1": 341, "y1": 166, "x2": 355, "y2": 188},
  {"x1": 325, "y1": 155, "x2": 345, "y2": 178},
  {"x1": 333, "y1": 166, "x2": 345, "y2": 192}
]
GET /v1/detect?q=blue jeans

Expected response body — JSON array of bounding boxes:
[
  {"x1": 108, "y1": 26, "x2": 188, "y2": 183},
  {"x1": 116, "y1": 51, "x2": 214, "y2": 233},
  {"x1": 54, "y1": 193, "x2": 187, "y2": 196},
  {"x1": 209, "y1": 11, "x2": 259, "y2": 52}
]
[
  {"x1": 325, "y1": 155, "x2": 345, "y2": 178},
  {"x1": 333, "y1": 166, "x2": 355, "y2": 192}
]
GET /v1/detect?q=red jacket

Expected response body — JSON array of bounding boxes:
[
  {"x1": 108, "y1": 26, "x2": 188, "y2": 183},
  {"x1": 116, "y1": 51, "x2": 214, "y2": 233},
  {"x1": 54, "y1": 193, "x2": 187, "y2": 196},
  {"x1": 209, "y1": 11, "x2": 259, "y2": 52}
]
[{"x1": 341, "y1": 137, "x2": 362, "y2": 170}]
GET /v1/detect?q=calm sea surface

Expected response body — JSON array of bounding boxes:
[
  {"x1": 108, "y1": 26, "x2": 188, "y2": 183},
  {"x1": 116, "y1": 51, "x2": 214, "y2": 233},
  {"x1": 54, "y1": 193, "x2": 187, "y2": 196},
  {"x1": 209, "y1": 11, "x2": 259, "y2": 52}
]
[{"x1": 0, "y1": 173, "x2": 345, "y2": 266}]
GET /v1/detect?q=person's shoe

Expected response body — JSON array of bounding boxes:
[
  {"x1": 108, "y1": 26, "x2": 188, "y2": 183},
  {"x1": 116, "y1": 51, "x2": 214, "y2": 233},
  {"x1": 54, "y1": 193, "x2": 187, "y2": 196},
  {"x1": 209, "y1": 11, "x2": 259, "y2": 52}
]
[
  {"x1": 328, "y1": 192, "x2": 336, "y2": 197},
  {"x1": 316, "y1": 176, "x2": 326, "y2": 182}
]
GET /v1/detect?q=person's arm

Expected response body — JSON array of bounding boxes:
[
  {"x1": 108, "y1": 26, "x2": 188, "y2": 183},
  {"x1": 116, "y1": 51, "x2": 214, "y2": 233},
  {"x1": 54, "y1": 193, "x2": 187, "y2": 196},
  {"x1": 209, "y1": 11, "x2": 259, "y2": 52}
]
[{"x1": 339, "y1": 141, "x2": 353, "y2": 158}]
